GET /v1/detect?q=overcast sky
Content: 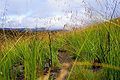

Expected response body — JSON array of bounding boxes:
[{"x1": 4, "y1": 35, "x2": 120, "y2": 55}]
[{"x1": 0, "y1": 0, "x2": 120, "y2": 29}]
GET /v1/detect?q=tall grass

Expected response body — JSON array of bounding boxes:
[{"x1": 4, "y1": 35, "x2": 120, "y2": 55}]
[
  {"x1": 0, "y1": 31, "x2": 65, "y2": 80},
  {"x1": 0, "y1": 18, "x2": 120, "y2": 80},
  {"x1": 64, "y1": 19, "x2": 120, "y2": 80}
]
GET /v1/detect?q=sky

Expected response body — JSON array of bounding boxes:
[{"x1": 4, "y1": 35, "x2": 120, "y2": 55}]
[{"x1": 0, "y1": 0, "x2": 120, "y2": 29}]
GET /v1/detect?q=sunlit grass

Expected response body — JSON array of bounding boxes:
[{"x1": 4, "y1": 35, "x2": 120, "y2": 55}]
[{"x1": 0, "y1": 18, "x2": 120, "y2": 80}]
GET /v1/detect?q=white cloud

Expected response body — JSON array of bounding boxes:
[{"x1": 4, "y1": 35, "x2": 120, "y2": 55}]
[
  {"x1": 1, "y1": 13, "x2": 73, "y2": 29},
  {"x1": 0, "y1": 0, "x2": 86, "y2": 29},
  {"x1": 47, "y1": 0, "x2": 71, "y2": 11},
  {"x1": 1, "y1": 0, "x2": 119, "y2": 29}
]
